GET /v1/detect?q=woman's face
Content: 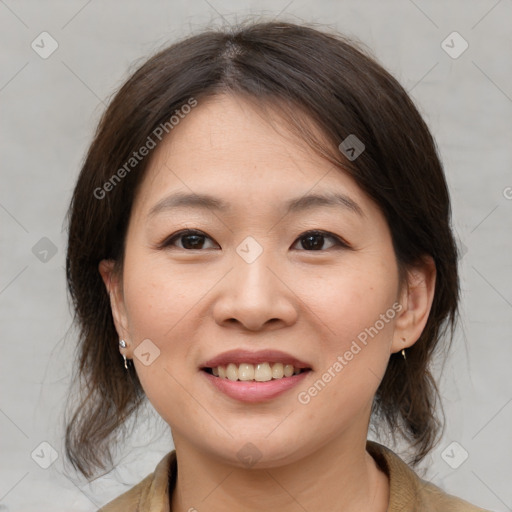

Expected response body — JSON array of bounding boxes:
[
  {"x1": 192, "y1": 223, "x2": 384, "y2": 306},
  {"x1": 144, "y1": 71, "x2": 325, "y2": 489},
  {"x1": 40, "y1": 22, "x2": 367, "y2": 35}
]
[{"x1": 101, "y1": 94, "x2": 432, "y2": 467}]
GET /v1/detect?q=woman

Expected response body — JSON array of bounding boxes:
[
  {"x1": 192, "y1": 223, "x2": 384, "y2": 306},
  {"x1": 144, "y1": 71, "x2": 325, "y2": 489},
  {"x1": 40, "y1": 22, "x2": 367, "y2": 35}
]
[{"x1": 64, "y1": 20, "x2": 490, "y2": 511}]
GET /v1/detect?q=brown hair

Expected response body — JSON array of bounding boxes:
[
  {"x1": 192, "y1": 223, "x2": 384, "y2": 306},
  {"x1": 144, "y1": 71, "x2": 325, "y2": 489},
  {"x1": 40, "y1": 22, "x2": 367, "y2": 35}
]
[{"x1": 64, "y1": 19, "x2": 459, "y2": 479}]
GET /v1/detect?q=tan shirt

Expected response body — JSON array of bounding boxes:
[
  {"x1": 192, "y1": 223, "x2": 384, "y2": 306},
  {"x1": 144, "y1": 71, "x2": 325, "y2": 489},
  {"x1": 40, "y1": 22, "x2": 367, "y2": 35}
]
[{"x1": 98, "y1": 441, "x2": 491, "y2": 511}]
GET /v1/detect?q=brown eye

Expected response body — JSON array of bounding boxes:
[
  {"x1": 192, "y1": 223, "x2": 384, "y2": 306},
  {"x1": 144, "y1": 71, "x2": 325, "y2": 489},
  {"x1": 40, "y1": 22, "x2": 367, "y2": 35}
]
[
  {"x1": 292, "y1": 230, "x2": 349, "y2": 251},
  {"x1": 161, "y1": 230, "x2": 219, "y2": 250}
]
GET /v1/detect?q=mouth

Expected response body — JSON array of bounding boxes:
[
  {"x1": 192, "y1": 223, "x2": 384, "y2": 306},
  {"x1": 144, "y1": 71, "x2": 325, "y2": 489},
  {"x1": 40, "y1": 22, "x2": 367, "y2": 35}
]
[
  {"x1": 200, "y1": 348, "x2": 312, "y2": 381},
  {"x1": 199, "y1": 349, "x2": 313, "y2": 402}
]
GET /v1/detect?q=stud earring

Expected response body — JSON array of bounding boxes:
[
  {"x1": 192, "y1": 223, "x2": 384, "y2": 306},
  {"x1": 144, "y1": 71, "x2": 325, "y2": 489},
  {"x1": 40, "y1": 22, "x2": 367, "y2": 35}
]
[{"x1": 119, "y1": 339, "x2": 128, "y2": 370}]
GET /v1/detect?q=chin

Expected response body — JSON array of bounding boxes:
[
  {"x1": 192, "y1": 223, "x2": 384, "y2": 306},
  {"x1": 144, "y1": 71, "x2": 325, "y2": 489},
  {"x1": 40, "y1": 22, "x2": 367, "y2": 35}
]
[{"x1": 197, "y1": 433, "x2": 312, "y2": 470}]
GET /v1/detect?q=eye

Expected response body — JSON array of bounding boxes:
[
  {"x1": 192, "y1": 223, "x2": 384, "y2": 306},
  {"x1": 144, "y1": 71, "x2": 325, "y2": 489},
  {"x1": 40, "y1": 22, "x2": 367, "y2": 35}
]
[
  {"x1": 291, "y1": 230, "x2": 349, "y2": 251},
  {"x1": 159, "y1": 229, "x2": 219, "y2": 250}
]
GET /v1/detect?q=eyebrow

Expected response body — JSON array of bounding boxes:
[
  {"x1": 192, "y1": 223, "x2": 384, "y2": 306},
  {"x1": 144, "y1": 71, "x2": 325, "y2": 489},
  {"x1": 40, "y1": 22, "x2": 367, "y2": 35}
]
[{"x1": 147, "y1": 191, "x2": 364, "y2": 219}]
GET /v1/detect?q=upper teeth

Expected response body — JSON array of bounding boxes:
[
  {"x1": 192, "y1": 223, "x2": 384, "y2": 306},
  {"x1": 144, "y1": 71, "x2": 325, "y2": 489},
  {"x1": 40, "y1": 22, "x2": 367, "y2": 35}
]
[{"x1": 211, "y1": 362, "x2": 303, "y2": 381}]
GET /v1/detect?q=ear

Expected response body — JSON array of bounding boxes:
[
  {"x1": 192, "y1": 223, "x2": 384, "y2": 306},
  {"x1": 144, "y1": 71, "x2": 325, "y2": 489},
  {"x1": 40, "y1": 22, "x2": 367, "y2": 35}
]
[
  {"x1": 98, "y1": 259, "x2": 131, "y2": 353},
  {"x1": 391, "y1": 255, "x2": 436, "y2": 354}
]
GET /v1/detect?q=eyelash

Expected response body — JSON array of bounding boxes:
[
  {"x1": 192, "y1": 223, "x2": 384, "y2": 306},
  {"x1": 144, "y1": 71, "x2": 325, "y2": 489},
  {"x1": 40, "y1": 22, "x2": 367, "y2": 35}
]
[{"x1": 157, "y1": 229, "x2": 351, "y2": 252}]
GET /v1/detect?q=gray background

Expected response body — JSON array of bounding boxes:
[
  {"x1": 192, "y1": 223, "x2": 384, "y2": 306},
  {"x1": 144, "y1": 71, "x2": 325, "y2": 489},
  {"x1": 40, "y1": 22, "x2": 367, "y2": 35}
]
[{"x1": 1, "y1": 0, "x2": 511, "y2": 510}]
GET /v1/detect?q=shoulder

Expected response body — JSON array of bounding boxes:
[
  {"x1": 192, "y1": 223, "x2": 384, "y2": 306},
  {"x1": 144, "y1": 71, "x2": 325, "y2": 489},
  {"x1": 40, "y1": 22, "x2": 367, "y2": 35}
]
[
  {"x1": 97, "y1": 451, "x2": 176, "y2": 512},
  {"x1": 97, "y1": 472, "x2": 153, "y2": 511},
  {"x1": 366, "y1": 441, "x2": 492, "y2": 512}
]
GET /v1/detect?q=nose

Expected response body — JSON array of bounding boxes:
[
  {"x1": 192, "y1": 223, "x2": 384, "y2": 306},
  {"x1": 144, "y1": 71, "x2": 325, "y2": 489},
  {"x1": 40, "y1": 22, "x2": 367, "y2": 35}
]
[{"x1": 212, "y1": 250, "x2": 298, "y2": 332}]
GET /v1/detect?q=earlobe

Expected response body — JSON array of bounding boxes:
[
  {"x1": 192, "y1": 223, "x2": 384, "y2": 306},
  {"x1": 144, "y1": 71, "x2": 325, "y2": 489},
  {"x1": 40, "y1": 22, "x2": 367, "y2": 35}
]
[
  {"x1": 391, "y1": 256, "x2": 436, "y2": 353},
  {"x1": 98, "y1": 259, "x2": 131, "y2": 344}
]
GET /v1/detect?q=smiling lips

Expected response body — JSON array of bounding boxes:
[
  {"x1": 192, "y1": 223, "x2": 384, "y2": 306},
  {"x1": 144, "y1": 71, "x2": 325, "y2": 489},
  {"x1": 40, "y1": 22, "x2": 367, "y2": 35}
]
[{"x1": 200, "y1": 349, "x2": 312, "y2": 402}]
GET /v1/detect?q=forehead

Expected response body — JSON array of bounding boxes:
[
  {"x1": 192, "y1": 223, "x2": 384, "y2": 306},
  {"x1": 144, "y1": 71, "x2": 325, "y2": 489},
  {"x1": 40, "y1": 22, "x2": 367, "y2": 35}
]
[{"x1": 132, "y1": 94, "x2": 368, "y2": 217}]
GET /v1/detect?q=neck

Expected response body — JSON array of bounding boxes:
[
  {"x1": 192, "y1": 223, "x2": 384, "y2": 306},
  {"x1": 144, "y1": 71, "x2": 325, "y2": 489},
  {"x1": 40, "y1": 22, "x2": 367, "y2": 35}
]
[{"x1": 170, "y1": 430, "x2": 389, "y2": 512}]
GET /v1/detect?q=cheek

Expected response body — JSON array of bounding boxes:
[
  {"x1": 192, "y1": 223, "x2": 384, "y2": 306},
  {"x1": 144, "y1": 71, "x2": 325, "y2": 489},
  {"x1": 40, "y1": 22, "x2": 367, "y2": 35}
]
[
  {"x1": 297, "y1": 256, "x2": 399, "y2": 411},
  {"x1": 120, "y1": 255, "x2": 202, "y2": 406},
  {"x1": 123, "y1": 256, "x2": 204, "y2": 338},
  {"x1": 300, "y1": 258, "x2": 399, "y2": 347},
  {"x1": 123, "y1": 270, "x2": 196, "y2": 424},
  {"x1": 295, "y1": 286, "x2": 398, "y2": 430}
]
